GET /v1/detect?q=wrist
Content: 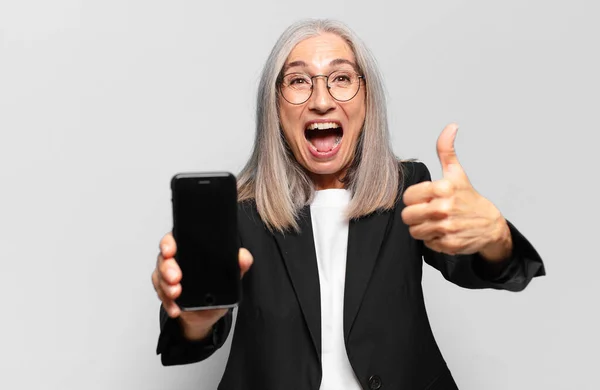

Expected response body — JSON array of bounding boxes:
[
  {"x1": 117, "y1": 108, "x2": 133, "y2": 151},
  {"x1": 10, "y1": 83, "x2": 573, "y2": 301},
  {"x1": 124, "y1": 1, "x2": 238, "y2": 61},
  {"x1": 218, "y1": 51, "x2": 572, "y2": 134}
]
[
  {"x1": 178, "y1": 318, "x2": 214, "y2": 342},
  {"x1": 479, "y1": 217, "x2": 513, "y2": 263}
]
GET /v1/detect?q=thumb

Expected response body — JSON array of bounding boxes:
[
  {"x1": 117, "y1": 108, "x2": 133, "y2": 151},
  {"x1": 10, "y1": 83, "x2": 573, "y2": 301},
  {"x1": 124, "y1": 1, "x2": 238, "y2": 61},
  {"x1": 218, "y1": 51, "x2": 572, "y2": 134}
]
[
  {"x1": 436, "y1": 123, "x2": 460, "y2": 176},
  {"x1": 239, "y1": 247, "x2": 254, "y2": 279}
]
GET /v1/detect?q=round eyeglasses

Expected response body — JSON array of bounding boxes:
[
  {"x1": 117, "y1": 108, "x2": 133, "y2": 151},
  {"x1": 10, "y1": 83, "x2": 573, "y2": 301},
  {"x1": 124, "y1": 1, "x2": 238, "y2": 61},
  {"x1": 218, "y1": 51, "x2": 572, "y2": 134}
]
[{"x1": 279, "y1": 70, "x2": 365, "y2": 105}]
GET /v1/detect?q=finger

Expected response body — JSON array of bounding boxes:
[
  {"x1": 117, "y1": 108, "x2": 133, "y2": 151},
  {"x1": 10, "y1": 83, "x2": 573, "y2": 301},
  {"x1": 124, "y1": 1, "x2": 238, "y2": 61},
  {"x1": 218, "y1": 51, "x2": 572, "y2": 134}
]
[
  {"x1": 423, "y1": 237, "x2": 449, "y2": 255},
  {"x1": 425, "y1": 236, "x2": 463, "y2": 256},
  {"x1": 402, "y1": 202, "x2": 448, "y2": 226},
  {"x1": 409, "y1": 221, "x2": 444, "y2": 241},
  {"x1": 163, "y1": 300, "x2": 181, "y2": 318},
  {"x1": 153, "y1": 269, "x2": 178, "y2": 302},
  {"x1": 239, "y1": 248, "x2": 254, "y2": 279},
  {"x1": 412, "y1": 216, "x2": 465, "y2": 241},
  {"x1": 151, "y1": 269, "x2": 160, "y2": 293},
  {"x1": 154, "y1": 283, "x2": 169, "y2": 305},
  {"x1": 156, "y1": 252, "x2": 164, "y2": 271},
  {"x1": 403, "y1": 179, "x2": 455, "y2": 207},
  {"x1": 159, "y1": 232, "x2": 177, "y2": 258},
  {"x1": 159, "y1": 257, "x2": 182, "y2": 285},
  {"x1": 160, "y1": 279, "x2": 182, "y2": 300},
  {"x1": 402, "y1": 181, "x2": 435, "y2": 206},
  {"x1": 432, "y1": 179, "x2": 455, "y2": 197},
  {"x1": 436, "y1": 123, "x2": 460, "y2": 175}
]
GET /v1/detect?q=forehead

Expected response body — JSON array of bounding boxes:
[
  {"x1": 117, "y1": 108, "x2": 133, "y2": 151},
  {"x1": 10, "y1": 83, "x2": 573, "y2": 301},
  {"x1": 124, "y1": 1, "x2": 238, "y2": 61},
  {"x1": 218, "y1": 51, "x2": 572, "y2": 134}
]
[{"x1": 285, "y1": 33, "x2": 356, "y2": 71}]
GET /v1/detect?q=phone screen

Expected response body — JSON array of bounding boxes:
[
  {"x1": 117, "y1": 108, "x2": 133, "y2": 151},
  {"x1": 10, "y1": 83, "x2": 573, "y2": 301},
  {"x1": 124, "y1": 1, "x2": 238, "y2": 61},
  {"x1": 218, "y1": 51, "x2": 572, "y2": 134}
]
[{"x1": 171, "y1": 172, "x2": 240, "y2": 309}]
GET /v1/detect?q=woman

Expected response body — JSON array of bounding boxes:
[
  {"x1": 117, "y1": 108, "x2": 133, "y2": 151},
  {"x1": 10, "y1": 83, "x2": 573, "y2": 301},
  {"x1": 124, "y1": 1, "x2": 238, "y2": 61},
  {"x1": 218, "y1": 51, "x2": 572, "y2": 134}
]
[{"x1": 152, "y1": 19, "x2": 545, "y2": 390}]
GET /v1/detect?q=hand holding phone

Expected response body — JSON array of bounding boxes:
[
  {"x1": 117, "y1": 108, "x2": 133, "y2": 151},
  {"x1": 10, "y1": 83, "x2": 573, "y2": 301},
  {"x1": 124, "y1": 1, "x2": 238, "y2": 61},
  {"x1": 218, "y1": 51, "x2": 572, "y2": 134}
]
[
  {"x1": 152, "y1": 235, "x2": 253, "y2": 340},
  {"x1": 151, "y1": 171, "x2": 254, "y2": 340}
]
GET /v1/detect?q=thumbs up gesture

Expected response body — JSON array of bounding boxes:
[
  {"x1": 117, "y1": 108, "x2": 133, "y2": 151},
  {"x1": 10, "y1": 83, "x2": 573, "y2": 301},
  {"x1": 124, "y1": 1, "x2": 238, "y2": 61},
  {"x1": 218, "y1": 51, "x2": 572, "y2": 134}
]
[{"x1": 401, "y1": 124, "x2": 512, "y2": 261}]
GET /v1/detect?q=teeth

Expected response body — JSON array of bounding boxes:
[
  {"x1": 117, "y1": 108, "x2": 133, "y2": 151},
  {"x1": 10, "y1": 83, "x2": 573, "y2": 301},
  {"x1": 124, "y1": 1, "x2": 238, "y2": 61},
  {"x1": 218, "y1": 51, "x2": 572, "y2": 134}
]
[{"x1": 307, "y1": 122, "x2": 340, "y2": 130}]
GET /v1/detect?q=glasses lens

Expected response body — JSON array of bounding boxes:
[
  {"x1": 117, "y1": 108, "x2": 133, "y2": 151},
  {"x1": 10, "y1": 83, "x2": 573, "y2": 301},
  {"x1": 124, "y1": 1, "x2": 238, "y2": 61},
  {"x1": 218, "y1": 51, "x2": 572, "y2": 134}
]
[
  {"x1": 281, "y1": 73, "x2": 312, "y2": 104},
  {"x1": 328, "y1": 70, "x2": 360, "y2": 101}
]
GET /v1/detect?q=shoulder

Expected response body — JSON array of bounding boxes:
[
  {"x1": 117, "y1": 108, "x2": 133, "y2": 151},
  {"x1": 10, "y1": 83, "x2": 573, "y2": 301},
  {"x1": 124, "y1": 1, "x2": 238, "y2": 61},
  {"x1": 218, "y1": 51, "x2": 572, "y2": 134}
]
[
  {"x1": 238, "y1": 199, "x2": 259, "y2": 222},
  {"x1": 398, "y1": 159, "x2": 432, "y2": 187}
]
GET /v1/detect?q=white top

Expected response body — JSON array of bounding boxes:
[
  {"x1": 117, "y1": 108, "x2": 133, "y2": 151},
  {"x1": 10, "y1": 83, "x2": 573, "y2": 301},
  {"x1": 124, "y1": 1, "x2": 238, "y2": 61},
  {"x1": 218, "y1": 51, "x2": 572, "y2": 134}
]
[{"x1": 310, "y1": 189, "x2": 362, "y2": 390}]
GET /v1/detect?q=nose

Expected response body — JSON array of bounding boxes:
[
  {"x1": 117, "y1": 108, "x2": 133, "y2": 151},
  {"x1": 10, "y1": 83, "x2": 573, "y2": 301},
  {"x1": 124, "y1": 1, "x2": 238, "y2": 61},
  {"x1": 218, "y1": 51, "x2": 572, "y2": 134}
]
[{"x1": 307, "y1": 76, "x2": 336, "y2": 113}]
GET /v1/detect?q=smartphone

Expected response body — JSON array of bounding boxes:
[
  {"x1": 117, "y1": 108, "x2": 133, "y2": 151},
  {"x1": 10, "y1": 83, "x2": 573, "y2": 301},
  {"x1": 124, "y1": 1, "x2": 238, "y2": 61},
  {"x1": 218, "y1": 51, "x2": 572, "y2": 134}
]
[{"x1": 170, "y1": 172, "x2": 240, "y2": 310}]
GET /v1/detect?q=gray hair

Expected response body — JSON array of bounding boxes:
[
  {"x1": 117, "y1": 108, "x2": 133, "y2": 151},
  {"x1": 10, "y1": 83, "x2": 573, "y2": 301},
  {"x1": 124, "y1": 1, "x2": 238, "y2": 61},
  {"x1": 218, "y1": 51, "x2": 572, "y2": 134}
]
[{"x1": 237, "y1": 19, "x2": 407, "y2": 232}]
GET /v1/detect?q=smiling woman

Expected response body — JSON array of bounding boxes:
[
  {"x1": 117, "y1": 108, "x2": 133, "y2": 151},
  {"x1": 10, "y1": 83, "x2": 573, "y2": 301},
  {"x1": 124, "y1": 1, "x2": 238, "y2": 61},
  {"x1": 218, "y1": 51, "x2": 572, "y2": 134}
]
[{"x1": 152, "y1": 18, "x2": 546, "y2": 390}]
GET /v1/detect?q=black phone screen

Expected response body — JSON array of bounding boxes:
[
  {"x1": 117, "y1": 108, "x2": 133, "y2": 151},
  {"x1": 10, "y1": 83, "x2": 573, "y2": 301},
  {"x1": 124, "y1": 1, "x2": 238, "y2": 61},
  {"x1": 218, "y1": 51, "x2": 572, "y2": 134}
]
[{"x1": 171, "y1": 172, "x2": 240, "y2": 309}]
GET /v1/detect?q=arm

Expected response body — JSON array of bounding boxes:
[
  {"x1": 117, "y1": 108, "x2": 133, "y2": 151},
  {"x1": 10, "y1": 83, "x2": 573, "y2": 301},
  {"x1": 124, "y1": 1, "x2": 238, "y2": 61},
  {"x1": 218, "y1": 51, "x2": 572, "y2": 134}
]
[
  {"x1": 422, "y1": 218, "x2": 545, "y2": 291},
  {"x1": 404, "y1": 160, "x2": 545, "y2": 291},
  {"x1": 156, "y1": 306, "x2": 233, "y2": 366}
]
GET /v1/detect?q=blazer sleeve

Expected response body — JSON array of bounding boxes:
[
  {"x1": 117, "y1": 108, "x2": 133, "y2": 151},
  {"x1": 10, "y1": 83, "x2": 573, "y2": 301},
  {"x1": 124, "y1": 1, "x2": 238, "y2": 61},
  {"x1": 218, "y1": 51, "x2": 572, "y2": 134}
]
[
  {"x1": 406, "y1": 161, "x2": 546, "y2": 292},
  {"x1": 155, "y1": 305, "x2": 233, "y2": 366}
]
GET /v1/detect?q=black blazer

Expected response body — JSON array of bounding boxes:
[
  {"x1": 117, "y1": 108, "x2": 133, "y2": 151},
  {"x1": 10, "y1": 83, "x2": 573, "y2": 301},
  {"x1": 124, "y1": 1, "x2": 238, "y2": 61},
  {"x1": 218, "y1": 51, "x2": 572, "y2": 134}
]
[{"x1": 156, "y1": 161, "x2": 545, "y2": 390}]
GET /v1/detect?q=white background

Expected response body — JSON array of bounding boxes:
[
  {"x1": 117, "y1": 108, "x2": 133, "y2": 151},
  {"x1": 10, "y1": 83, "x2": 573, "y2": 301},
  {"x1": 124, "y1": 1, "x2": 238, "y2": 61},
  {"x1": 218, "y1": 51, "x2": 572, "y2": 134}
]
[{"x1": 1, "y1": 0, "x2": 598, "y2": 389}]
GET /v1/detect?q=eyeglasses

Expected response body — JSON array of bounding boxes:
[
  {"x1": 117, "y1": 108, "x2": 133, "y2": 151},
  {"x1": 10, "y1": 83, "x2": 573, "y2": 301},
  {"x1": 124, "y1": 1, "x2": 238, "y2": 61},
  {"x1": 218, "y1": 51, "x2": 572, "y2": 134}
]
[{"x1": 279, "y1": 70, "x2": 365, "y2": 105}]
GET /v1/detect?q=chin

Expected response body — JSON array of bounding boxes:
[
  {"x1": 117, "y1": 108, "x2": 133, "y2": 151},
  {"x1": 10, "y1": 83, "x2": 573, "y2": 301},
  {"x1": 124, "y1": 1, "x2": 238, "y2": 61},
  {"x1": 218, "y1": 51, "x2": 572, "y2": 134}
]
[{"x1": 304, "y1": 160, "x2": 346, "y2": 176}]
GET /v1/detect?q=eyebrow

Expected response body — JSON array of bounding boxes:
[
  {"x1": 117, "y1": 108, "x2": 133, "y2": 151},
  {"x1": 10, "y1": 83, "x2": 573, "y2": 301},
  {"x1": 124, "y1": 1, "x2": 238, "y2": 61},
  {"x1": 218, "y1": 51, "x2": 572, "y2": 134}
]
[{"x1": 283, "y1": 58, "x2": 359, "y2": 74}]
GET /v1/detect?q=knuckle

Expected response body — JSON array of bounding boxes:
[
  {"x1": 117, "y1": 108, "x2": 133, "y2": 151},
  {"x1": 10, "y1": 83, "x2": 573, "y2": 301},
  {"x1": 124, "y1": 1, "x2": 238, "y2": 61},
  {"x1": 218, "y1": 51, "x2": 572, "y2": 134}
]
[
  {"x1": 400, "y1": 208, "x2": 410, "y2": 223},
  {"x1": 408, "y1": 225, "x2": 419, "y2": 238},
  {"x1": 444, "y1": 238, "x2": 461, "y2": 253},
  {"x1": 440, "y1": 178, "x2": 455, "y2": 194},
  {"x1": 159, "y1": 259, "x2": 174, "y2": 276},
  {"x1": 433, "y1": 223, "x2": 446, "y2": 235},
  {"x1": 402, "y1": 191, "x2": 413, "y2": 205},
  {"x1": 440, "y1": 219, "x2": 456, "y2": 234},
  {"x1": 438, "y1": 198, "x2": 454, "y2": 215},
  {"x1": 161, "y1": 280, "x2": 178, "y2": 298},
  {"x1": 168, "y1": 285, "x2": 180, "y2": 299}
]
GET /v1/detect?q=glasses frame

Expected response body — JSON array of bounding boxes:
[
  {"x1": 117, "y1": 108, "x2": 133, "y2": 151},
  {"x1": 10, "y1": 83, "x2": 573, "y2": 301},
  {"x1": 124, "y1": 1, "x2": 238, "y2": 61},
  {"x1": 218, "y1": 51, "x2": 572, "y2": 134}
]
[{"x1": 278, "y1": 70, "x2": 365, "y2": 105}]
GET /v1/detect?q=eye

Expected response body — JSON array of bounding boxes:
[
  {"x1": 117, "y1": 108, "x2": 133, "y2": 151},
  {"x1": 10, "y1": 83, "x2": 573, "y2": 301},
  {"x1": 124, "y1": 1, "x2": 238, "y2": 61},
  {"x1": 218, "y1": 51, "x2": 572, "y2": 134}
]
[
  {"x1": 329, "y1": 71, "x2": 355, "y2": 86},
  {"x1": 284, "y1": 73, "x2": 311, "y2": 87},
  {"x1": 290, "y1": 77, "x2": 307, "y2": 85}
]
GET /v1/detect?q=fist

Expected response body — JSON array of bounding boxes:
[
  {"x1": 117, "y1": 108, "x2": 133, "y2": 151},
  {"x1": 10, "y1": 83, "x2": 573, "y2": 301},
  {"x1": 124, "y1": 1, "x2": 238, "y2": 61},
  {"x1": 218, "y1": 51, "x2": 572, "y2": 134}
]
[{"x1": 401, "y1": 123, "x2": 506, "y2": 256}]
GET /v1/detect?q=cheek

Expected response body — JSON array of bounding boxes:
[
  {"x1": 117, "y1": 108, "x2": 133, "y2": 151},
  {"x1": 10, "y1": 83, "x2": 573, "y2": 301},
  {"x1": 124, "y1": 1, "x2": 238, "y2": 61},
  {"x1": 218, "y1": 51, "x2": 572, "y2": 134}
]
[
  {"x1": 346, "y1": 102, "x2": 366, "y2": 136},
  {"x1": 279, "y1": 106, "x2": 303, "y2": 141}
]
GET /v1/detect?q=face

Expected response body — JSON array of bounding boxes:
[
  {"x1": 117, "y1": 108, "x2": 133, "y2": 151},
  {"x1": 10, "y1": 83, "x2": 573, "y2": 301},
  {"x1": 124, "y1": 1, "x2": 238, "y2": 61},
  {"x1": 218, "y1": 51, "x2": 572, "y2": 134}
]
[{"x1": 278, "y1": 33, "x2": 366, "y2": 190}]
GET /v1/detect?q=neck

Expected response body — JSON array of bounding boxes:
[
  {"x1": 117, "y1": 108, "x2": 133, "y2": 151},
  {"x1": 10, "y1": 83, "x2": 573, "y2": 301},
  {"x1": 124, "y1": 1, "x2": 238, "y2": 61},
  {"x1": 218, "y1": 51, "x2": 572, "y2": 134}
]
[{"x1": 310, "y1": 172, "x2": 346, "y2": 190}]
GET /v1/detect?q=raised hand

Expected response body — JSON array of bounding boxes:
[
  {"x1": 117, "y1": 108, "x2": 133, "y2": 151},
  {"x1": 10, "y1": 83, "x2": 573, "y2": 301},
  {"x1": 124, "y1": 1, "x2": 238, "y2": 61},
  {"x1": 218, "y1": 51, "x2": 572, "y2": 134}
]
[{"x1": 401, "y1": 123, "x2": 512, "y2": 261}]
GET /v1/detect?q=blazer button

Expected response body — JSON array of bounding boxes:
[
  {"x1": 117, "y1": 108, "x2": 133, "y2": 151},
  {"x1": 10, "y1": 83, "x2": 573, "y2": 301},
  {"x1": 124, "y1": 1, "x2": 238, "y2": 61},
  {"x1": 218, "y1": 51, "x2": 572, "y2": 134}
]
[{"x1": 368, "y1": 375, "x2": 382, "y2": 390}]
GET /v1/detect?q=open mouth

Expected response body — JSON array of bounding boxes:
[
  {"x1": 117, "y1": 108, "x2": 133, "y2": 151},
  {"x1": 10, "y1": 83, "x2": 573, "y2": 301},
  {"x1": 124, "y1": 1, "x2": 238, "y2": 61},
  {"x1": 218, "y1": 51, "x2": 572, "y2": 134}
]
[{"x1": 304, "y1": 122, "x2": 343, "y2": 153}]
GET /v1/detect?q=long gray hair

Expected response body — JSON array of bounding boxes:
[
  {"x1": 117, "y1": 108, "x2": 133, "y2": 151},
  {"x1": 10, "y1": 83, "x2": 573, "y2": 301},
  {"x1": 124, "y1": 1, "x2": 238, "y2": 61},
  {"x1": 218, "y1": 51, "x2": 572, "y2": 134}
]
[{"x1": 237, "y1": 19, "x2": 407, "y2": 232}]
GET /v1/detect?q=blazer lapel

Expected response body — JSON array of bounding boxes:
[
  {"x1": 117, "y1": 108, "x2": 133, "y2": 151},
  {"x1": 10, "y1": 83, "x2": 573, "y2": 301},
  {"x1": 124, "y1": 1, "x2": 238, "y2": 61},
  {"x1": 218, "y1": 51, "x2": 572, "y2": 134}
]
[
  {"x1": 344, "y1": 209, "x2": 393, "y2": 340},
  {"x1": 273, "y1": 205, "x2": 322, "y2": 359}
]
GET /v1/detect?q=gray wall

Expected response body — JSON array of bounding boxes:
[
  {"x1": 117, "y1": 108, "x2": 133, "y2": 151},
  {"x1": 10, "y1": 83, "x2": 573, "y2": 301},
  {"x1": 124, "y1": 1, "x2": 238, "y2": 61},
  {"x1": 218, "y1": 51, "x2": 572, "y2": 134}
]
[{"x1": 1, "y1": 0, "x2": 598, "y2": 389}]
